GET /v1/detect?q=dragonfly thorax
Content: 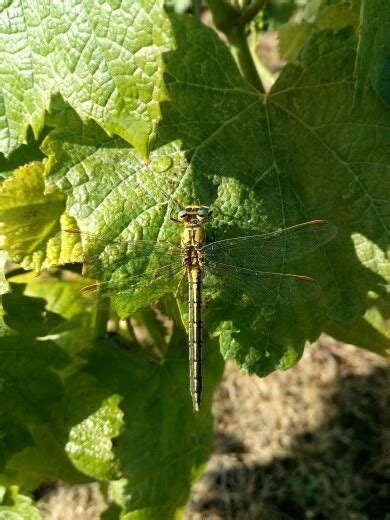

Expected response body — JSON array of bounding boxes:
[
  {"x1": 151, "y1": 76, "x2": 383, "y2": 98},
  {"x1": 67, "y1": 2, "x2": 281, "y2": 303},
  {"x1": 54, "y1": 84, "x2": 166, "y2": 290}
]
[
  {"x1": 176, "y1": 204, "x2": 211, "y2": 251},
  {"x1": 174, "y1": 205, "x2": 210, "y2": 270},
  {"x1": 181, "y1": 224, "x2": 206, "y2": 251}
]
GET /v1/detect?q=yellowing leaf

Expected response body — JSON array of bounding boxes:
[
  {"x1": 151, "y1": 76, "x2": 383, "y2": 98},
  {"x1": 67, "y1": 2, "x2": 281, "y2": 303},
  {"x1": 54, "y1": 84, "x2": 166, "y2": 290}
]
[{"x1": 0, "y1": 162, "x2": 81, "y2": 271}]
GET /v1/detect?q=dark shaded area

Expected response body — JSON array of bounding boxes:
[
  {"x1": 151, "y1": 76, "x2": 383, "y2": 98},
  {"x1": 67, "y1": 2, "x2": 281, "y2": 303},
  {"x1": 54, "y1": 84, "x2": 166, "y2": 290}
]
[
  {"x1": 213, "y1": 431, "x2": 247, "y2": 455},
  {"x1": 0, "y1": 127, "x2": 47, "y2": 178},
  {"x1": 187, "y1": 344, "x2": 389, "y2": 519},
  {"x1": 33, "y1": 480, "x2": 58, "y2": 502},
  {"x1": 2, "y1": 283, "x2": 66, "y2": 337},
  {"x1": 0, "y1": 421, "x2": 33, "y2": 470}
]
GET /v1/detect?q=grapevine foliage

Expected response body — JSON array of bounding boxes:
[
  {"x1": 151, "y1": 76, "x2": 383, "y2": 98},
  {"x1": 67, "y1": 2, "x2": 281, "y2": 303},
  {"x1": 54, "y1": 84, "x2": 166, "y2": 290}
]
[{"x1": 0, "y1": 0, "x2": 389, "y2": 517}]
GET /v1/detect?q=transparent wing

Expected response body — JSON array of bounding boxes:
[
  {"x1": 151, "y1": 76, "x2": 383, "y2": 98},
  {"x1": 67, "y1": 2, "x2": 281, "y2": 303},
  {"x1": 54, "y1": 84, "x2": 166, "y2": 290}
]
[
  {"x1": 60, "y1": 229, "x2": 184, "y2": 314},
  {"x1": 60, "y1": 229, "x2": 181, "y2": 279},
  {"x1": 204, "y1": 220, "x2": 337, "y2": 270},
  {"x1": 76, "y1": 262, "x2": 184, "y2": 313},
  {"x1": 205, "y1": 261, "x2": 321, "y2": 307}
]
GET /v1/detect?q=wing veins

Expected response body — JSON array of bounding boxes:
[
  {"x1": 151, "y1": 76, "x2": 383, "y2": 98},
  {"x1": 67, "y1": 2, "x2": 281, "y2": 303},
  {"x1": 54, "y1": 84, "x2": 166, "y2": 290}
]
[
  {"x1": 206, "y1": 260, "x2": 319, "y2": 306},
  {"x1": 203, "y1": 220, "x2": 337, "y2": 269},
  {"x1": 81, "y1": 263, "x2": 184, "y2": 293}
]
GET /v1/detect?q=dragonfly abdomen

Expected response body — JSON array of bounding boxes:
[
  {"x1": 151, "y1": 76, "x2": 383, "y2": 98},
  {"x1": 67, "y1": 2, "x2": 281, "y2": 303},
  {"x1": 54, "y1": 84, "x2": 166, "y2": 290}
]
[{"x1": 188, "y1": 267, "x2": 202, "y2": 412}]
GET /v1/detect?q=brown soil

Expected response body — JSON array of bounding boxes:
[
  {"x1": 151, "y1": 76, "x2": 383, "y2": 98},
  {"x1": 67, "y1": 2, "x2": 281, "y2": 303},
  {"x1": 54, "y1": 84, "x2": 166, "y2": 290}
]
[
  {"x1": 37, "y1": 336, "x2": 389, "y2": 519},
  {"x1": 185, "y1": 335, "x2": 389, "y2": 519}
]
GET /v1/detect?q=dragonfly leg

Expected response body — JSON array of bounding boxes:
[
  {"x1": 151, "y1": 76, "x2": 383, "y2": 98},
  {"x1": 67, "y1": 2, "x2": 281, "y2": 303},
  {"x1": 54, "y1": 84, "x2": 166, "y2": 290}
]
[
  {"x1": 169, "y1": 203, "x2": 181, "y2": 223},
  {"x1": 197, "y1": 249, "x2": 207, "y2": 269},
  {"x1": 174, "y1": 270, "x2": 187, "y2": 298}
]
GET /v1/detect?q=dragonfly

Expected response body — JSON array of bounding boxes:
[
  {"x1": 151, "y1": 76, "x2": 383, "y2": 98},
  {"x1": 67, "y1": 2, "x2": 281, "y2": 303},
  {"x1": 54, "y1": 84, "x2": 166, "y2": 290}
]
[{"x1": 65, "y1": 206, "x2": 337, "y2": 412}]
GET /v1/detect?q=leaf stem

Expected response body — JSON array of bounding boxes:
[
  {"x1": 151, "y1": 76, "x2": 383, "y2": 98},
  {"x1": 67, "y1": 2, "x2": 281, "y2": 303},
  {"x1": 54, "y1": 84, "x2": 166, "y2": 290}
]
[
  {"x1": 94, "y1": 301, "x2": 109, "y2": 339},
  {"x1": 192, "y1": 0, "x2": 201, "y2": 19},
  {"x1": 206, "y1": 0, "x2": 265, "y2": 92},
  {"x1": 241, "y1": 0, "x2": 270, "y2": 25}
]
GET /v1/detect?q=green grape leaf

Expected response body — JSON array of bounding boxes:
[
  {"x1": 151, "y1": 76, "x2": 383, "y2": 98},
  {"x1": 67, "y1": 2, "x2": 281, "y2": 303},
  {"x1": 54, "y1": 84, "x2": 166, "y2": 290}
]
[
  {"x1": 66, "y1": 395, "x2": 123, "y2": 481},
  {"x1": 326, "y1": 293, "x2": 390, "y2": 356},
  {"x1": 2, "y1": 422, "x2": 88, "y2": 491},
  {"x1": 6, "y1": 273, "x2": 96, "y2": 356},
  {"x1": 302, "y1": 0, "x2": 361, "y2": 23},
  {"x1": 101, "y1": 503, "x2": 122, "y2": 520},
  {"x1": 279, "y1": 21, "x2": 314, "y2": 62},
  {"x1": 0, "y1": 161, "x2": 82, "y2": 271},
  {"x1": 315, "y1": 3, "x2": 360, "y2": 31},
  {"x1": 66, "y1": 334, "x2": 223, "y2": 514},
  {"x1": 0, "y1": 0, "x2": 171, "y2": 158},
  {"x1": 354, "y1": 0, "x2": 390, "y2": 108},
  {"x1": 0, "y1": 333, "x2": 68, "y2": 425},
  {"x1": 2, "y1": 284, "x2": 65, "y2": 337},
  {"x1": 265, "y1": 0, "x2": 307, "y2": 30},
  {"x1": 0, "y1": 486, "x2": 41, "y2": 520},
  {"x1": 108, "y1": 481, "x2": 187, "y2": 520},
  {"x1": 0, "y1": 332, "x2": 77, "y2": 486},
  {"x1": 0, "y1": 286, "x2": 88, "y2": 488},
  {"x1": 278, "y1": 0, "x2": 361, "y2": 61},
  {"x1": 2, "y1": 16, "x2": 389, "y2": 373},
  {"x1": 16, "y1": 276, "x2": 87, "y2": 321},
  {"x1": 0, "y1": 424, "x2": 33, "y2": 473},
  {"x1": 40, "y1": 114, "x2": 189, "y2": 317}
]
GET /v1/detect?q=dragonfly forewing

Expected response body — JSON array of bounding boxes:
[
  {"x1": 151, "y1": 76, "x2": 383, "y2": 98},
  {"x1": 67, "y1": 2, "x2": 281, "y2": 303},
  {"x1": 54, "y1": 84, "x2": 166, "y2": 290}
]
[
  {"x1": 62, "y1": 229, "x2": 180, "y2": 273},
  {"x1": 61, "y1": 229, "x2": 183, "y2": 314},
  {"x1": 76, "y1": 263, "x2": 184, "y2": 314},
  {"x1": 205, "y1": 261, "x2": 321, "y2": 307},
  {"x1": 204, "y1": 220, "x2": 337, "y2": 270}
]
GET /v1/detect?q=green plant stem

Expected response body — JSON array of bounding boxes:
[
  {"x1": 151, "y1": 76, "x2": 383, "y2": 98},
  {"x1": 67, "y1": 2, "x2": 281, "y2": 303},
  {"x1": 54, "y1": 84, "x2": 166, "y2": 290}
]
[
  {"x1": 230, "y1": 27, "x2": 266, "y2": 92},
  {"x1": 192, "y1": 0, "x2": 201, "y2": 18},
  {"x1": 206, "y1": 0, "x2": 265, "y2": 92},
  {"x1": 241, "y1": 0, "x2": 270, "y2": 25},
  {"x1": 94, "y1": 303, "x2": 109, "y2": 339}
]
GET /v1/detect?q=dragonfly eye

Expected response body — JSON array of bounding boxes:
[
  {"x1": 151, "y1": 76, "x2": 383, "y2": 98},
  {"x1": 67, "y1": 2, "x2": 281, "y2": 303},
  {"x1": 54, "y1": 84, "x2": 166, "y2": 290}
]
[
  {"x1": 196, "y1": 208, "x2": 208, "y2": 219},
  {"x1": 178, "y1": 210, "x2": 187, "y2": 220}
]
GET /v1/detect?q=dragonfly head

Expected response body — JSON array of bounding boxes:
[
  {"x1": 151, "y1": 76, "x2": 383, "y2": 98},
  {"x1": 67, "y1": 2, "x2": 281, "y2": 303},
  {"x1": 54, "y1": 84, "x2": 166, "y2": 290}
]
[{"x1": 178, "y1": 205, "x2": 212, "y2": 225}]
